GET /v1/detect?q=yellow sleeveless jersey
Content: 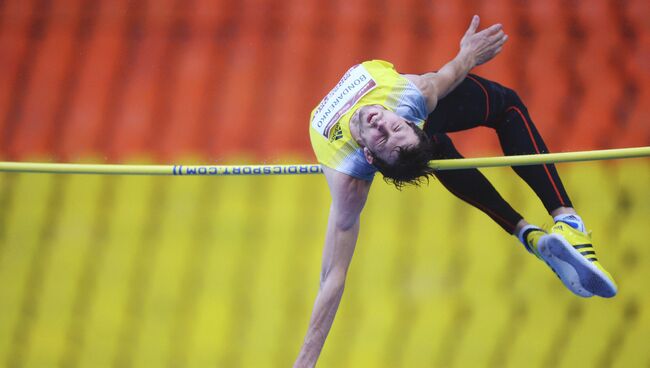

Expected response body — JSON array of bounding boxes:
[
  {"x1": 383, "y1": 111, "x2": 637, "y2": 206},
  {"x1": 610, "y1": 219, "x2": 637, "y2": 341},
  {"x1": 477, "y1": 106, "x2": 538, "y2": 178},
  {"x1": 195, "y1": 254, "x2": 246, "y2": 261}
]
[{"x1": 309, "y1": 60, "x2": 428, "y2": 180}]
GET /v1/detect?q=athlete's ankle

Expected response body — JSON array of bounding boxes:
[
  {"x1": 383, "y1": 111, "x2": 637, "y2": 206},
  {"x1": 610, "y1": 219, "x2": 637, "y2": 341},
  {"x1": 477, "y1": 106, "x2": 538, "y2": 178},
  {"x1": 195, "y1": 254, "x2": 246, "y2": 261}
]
[
  {"x1": 550, "y1": 206, "x2": 576, "y2": 217},
  {"x1": 513, "y1": 219, "x2": 529, "y2": 237},
  {"x1": 553, "y1": 213, "x2": 586, "y2": 233},
  {"x1": 516, "y1": 224, "x2": 544, "y2": 255}
]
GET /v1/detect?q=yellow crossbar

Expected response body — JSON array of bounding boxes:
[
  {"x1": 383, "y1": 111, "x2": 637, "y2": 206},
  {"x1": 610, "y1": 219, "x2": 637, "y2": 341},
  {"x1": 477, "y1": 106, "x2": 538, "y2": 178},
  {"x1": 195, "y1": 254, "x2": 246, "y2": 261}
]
[
  {"x1": 429, "y1": 146, "x2": 650, "y2": 170},
  {"x1": 0, "y1": 146, "x2": 648, "y2": 176}
]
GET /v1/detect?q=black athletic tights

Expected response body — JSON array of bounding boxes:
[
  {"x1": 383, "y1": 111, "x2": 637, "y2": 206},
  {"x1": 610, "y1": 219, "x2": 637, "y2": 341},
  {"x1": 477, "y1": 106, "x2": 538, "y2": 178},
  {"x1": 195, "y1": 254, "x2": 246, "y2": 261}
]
[{"x1": 424, "y1": 74, "x2": 572, "y2": 234}]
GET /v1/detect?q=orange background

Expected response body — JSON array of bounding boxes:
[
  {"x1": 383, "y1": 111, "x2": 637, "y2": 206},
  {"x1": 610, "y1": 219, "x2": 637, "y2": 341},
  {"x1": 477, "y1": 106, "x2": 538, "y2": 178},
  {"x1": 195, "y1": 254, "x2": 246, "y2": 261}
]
[{"x1": 1, "y1": 0, "x2": 648, "y2": 163}]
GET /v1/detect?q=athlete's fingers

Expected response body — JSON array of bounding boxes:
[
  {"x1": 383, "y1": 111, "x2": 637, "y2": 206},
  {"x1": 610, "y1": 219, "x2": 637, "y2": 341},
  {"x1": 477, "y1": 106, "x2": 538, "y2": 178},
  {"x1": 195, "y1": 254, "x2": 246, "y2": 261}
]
[
  {"x1": 465, "y1": 15, "x2": 480, "y2": 36},
  {"x1": 488, "y1": 30, "x2": 505, "y2": 43},
  {"x1": 480, "y1": 23, "x2": 503, "y2": 36},
  {"x1": 494, "y1": 34, "x2": 508, "y2": 47}
]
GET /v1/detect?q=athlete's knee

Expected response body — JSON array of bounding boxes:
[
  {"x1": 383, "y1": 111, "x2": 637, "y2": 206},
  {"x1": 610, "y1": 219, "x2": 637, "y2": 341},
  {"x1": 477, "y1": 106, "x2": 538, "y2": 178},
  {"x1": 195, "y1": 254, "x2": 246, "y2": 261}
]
[
  {"x1": 489, "y1": 84, "x2": 532, "y2": 130},
  {"x1": 478, "y1": 80, "x2": 529, "y2": 129},
  {"x1": 469, "y1": 75, "x2": 526, "y2": 111},
  {"x1": 499, "y1": 84, "x2": 525, "y2": 108}
]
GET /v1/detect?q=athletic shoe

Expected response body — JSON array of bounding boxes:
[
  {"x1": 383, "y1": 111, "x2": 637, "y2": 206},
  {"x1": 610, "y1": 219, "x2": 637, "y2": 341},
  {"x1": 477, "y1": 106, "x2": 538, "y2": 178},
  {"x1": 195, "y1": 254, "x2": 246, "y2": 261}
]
[{"x1": 537, "y1": 222, "x2": 618, "y2": 298}]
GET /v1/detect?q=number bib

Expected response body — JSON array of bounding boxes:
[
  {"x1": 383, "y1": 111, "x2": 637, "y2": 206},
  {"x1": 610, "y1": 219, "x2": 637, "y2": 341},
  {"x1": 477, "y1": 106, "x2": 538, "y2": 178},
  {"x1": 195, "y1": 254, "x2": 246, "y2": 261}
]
[{"x1": 311, "y1": 64, "x2": 377, "y2": 138}]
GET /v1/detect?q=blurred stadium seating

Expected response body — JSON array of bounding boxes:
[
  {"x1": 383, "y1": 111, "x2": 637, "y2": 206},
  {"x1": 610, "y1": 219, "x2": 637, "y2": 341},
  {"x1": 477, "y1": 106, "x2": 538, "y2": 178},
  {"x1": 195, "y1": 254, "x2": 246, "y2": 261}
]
[{"x1": 0, "y1": 0, "x2": 649, "y2": 367}]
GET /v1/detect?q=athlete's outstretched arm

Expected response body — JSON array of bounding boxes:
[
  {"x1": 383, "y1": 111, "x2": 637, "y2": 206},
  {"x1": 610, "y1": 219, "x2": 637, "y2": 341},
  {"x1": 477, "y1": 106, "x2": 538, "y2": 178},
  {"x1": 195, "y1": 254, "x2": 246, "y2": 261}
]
[
  {"x1": 405, "y1": 15, "x2": 508, "y2": 112},
  {"x1": 294, "y1": 167, "x2": 371, "y2": 368}
]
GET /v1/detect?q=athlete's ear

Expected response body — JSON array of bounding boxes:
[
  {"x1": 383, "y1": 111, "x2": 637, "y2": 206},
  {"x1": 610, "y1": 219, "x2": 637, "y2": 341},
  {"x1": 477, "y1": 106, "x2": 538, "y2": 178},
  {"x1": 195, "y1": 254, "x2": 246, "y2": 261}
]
[{"x1": 363, "y1": 147, "x2": 374, "y2": 164}]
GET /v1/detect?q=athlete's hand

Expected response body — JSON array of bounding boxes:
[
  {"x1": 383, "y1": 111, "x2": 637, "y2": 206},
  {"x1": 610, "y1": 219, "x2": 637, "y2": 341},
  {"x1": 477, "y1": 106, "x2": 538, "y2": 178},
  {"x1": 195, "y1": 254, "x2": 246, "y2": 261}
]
[{"x1": 459, "y1": 15, "x2": 508, "y2": 67}]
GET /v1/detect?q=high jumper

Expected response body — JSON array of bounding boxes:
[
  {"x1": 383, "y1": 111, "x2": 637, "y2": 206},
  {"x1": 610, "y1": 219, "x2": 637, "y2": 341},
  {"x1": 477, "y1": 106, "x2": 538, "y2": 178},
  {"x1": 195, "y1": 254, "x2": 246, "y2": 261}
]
[{"x1": 295, "y1": 15, "x2": 617, "y2": 367}]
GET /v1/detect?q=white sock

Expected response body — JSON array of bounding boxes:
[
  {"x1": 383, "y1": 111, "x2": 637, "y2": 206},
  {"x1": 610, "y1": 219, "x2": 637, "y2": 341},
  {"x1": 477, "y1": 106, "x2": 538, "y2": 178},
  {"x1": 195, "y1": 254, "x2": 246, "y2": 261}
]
[{"x1": 554, "y1": 213, "x2": 586, "y2": 233}]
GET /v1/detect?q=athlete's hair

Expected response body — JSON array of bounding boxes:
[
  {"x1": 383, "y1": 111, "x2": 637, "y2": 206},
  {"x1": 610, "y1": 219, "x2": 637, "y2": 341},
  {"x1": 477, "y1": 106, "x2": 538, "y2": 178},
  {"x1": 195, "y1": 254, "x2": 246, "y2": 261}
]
[{"x1": 371, "y1": 122, "x2": 437, "y2": 190}]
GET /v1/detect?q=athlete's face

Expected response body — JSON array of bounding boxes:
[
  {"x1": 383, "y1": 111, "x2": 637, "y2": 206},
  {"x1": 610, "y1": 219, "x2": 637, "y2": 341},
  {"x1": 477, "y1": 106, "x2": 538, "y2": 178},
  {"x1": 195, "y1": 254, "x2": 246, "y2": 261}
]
[{"x1": 356, "y1": 105, "x2": 419, "y2": 165}]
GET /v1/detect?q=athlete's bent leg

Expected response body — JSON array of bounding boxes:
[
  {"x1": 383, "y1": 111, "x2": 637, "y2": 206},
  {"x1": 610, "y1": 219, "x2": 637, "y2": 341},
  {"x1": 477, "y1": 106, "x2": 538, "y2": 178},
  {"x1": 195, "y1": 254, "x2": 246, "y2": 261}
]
[
  {"x1": 425, "y1": 75, "x2": 617, "y2": 297},
  {"x1": 430, "y1": 74, "x2": 573, "y2": 213}
]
